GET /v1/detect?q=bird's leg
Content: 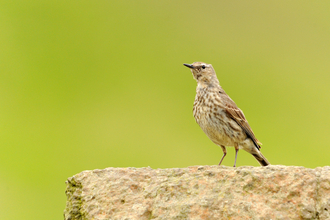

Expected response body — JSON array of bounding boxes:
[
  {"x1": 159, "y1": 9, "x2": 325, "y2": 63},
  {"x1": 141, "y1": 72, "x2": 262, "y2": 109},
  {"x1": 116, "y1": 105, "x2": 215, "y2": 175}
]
[
  {"x1": 218, "y1": 145, "x2": 227, "y2": 165},
  {"x1": 233, "y1": 144, "x2": 239, "y2": 167}
]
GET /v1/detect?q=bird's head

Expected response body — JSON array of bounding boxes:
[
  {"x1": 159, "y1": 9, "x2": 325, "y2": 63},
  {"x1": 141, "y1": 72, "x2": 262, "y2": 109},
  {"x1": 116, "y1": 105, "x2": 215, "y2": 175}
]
[{"x1": 183, "y1": 62, "x2": 219, "y2": 87}]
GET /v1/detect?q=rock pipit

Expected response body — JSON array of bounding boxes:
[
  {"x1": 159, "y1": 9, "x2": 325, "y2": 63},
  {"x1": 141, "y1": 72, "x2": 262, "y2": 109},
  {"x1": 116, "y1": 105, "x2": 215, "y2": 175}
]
[{"x1": 184, "y1": 62, "x2": 270, "y2": 167}]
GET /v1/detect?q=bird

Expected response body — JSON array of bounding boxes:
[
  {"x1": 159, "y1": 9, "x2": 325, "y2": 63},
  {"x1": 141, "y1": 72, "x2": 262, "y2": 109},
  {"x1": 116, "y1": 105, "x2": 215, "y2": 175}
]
[{"x1": 183, "y1": 62, "x2": 270, "y2": 167}]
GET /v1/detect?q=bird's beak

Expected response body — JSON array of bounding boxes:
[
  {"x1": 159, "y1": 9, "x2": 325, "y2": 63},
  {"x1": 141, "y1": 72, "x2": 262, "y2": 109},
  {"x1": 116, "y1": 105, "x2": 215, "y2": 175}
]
[{"x1": 183, "y1": 63, "x2": 194, "y2": 69}]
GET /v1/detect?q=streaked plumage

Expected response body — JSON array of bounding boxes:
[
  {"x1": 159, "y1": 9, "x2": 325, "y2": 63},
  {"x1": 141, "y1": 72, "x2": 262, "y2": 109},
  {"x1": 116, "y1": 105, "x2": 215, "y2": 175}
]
[{"x1": 184, "y1": 62, "x2": 270, "y2": 166}]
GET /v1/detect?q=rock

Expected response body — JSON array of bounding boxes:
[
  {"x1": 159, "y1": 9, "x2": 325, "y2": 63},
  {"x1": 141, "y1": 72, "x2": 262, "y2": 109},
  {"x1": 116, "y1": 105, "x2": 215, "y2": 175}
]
[{"x1": 64, "y1": 165, "x2": 330, "y2": 220}]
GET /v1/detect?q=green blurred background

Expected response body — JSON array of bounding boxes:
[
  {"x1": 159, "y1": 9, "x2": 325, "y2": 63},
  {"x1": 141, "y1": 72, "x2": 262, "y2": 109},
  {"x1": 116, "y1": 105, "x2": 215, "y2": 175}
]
[{"x1": 1, "y1": 1, "x2": 330, "y2": 219}]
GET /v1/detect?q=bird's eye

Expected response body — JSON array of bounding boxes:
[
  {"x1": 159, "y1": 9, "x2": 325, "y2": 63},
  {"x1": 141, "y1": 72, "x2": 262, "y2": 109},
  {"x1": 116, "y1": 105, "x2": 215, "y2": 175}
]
[{"x1": 202, "y1": 65, "x2": 206, "y2": 69}]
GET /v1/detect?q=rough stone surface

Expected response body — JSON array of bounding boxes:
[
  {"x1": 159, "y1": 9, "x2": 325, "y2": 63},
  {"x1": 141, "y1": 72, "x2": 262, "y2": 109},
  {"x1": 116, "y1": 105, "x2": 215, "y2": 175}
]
[{"x1": 64, "y1": 165, "x2": 330, "y2": 220}]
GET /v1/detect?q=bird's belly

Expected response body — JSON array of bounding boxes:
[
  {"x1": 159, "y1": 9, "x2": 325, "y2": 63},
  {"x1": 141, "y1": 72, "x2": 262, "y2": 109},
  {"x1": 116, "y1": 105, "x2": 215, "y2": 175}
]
[
  {"x1": 200, "y1": 121, "x2": 237, "y2": 146},
  {"x1": 194, "y1": 107, "x2": 246, "y2": 147}
]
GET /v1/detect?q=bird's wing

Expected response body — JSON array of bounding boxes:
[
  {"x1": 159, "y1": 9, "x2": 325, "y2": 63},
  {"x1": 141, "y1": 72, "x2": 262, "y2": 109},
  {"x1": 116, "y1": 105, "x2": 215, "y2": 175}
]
[{"x1": 221, "y1": 93, "x2": 262, "y2": 150}]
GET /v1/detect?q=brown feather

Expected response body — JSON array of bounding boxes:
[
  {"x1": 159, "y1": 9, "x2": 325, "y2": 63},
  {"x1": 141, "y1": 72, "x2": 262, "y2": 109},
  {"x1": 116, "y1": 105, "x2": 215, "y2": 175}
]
[{"x1": 219, "y1": 90, "x2": 261, "y2": 150}]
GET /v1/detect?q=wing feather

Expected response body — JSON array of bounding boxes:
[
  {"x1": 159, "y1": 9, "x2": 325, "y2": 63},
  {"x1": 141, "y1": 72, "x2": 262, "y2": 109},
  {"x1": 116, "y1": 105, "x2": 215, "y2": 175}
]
[{"x1": 220, "y1": 91, "x2": 262, "y2": 150}]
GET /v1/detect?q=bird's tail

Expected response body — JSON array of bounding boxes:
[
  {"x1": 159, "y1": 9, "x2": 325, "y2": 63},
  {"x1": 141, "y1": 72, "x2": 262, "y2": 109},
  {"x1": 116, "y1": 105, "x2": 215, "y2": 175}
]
[{"x1": 251, "y1": 151, "x2": 270, "y2": 166}]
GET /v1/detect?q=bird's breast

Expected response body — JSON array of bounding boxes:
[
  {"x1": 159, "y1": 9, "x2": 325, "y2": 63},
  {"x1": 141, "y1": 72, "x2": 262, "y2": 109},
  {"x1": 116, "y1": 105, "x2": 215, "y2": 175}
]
[{"x1": 193, "y1": 93, "x2": 245, "y2": 146}]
